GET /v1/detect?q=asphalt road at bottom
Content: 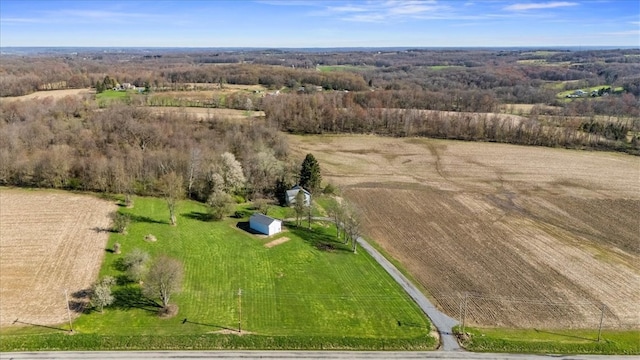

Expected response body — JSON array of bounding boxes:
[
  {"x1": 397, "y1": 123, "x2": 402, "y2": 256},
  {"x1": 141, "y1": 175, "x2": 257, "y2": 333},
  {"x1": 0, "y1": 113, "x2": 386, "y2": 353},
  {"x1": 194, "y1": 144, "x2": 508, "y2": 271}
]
[{"x1": 1, "y1": 351, "x2": 636, "y2": 360}]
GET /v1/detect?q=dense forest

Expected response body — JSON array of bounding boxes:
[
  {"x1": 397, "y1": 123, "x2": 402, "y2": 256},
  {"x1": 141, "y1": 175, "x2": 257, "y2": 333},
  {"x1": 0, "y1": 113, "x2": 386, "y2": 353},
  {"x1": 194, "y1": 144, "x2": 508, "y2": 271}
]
[{"x1": 1, "y1": 48, "x2": 639, "y2": 200}]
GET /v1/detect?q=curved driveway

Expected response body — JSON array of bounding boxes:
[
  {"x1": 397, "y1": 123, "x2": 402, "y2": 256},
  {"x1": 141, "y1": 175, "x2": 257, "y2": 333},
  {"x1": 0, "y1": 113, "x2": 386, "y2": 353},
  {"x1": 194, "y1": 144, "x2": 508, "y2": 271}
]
[
  {"x1": 355, "y1": 236, "x2": 460, "y2": 351},
  {"x1": 286, "y1": 217, "x2": 460, "y2": 351}
]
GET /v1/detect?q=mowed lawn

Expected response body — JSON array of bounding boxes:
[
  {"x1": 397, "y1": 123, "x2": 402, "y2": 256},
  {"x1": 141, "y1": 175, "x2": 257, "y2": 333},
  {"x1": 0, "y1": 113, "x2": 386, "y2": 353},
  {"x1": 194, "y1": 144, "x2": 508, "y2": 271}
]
[{"x1": 71, "y1": 197, "x2": 430, "y2": 340}]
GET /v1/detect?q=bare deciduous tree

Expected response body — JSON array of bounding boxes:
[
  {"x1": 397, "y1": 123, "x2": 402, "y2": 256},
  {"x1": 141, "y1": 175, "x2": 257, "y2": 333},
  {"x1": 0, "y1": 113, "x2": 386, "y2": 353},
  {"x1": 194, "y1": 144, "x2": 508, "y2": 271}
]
[
  {"x1": 159, "y1": 171, "x2": 183, "y2": 226},
  {"x1": 326, "y1": 198, "x2": 344, "y2": 240},
  {"x1": 207, "y1": 190, "x2": 234, "y2": 221},
  {"x1": 343, "y1": 202, "x2": 362, "y2": 253},
  {"x1": 122, "y1": 248, "x2": 150, "y2": 282},
  {"x1": 293, "y1": 190, "x2": 305, "y2": 227},
  {"x1": 143, "y1": 255, "x2": 184, "y2": 311},
  {"x1": 110, "y1": 212, "x2": 130, "y2": 234},
  {"x1": 252, "y1": 197, "x2": 271, "y2": 215}
]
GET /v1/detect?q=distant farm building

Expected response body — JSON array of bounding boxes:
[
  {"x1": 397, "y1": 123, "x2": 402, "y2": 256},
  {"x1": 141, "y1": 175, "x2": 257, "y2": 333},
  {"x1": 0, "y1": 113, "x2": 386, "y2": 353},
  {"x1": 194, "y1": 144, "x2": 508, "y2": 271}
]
[
  {"x1": 286, "y1": 185, "x2": 311, "y2": 206},
  {"x1": 249, "y1": 213, "x2": 282, "y2": 236}
]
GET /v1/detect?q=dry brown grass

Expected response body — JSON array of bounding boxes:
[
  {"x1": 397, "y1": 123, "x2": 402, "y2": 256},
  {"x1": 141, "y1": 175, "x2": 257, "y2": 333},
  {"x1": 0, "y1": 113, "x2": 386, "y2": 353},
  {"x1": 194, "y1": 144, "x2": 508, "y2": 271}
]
[
  {"x1": 146, "y1": 107, "x2": 265, "y2": 120},
  {"x1": 289, "y1": 134, "x2": 640, "y2": 329},
  {"x1": 0, "y1": 89, "x2": 93, "y2": 102},
  {"x1": 0, "y1": 189, "x2": 116, "y2": 327},
  {"x1": 264, "y1": 237, "x2": 290, "y2": 248}
]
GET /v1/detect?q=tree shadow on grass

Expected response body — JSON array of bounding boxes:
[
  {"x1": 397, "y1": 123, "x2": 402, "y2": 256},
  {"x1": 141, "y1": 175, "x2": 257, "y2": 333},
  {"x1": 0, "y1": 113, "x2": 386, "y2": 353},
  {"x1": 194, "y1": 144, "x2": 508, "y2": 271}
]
[
  {"x1": 183, "y1": 211, "x2": 213, "y2": 222},
  {"x1": 182, "y1": 319, "x2": 238, "y2": 332},
  {"x1": 236, "y1": 221, "x2": 265, "y2": 235},
  {"x1": 128, "y1": 214, "x2": 167, "y2": 225},
  {"x1": 397, "y1": 320, "x2": 429, "y2": 330},
  {"x1": 13, "y1": 319, "x2": 69, "y2": 332},
  {"x1": 288, "y1": 226, "x2": 351, "y2": 253},
  {"x1": 68, "y1": 288, "x2": 92, "y2": 314},
  {"x1": 534, "y1": 328, "x2": 597, "y2": 342},
  {"x1": 112, "y1": 285, "x2": 161, "y2": 313}
]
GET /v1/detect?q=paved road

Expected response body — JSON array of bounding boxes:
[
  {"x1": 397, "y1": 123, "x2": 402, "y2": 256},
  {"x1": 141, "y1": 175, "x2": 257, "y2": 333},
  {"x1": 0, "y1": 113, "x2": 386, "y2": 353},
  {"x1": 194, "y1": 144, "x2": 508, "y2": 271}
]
[
  {"x1": 285, "y1": 217, "x2": 460, "y2": 351},
  {"x1": 1, "y1": 351, "x2": 636, "y2": 360}
]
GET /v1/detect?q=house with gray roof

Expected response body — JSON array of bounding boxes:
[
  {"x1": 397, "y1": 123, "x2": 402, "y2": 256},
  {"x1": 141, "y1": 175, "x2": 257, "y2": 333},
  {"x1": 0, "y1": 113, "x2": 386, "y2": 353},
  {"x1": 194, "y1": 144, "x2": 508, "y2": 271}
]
[{"x1": 285, "y1": 185, "x2": 311, "y2": 207}]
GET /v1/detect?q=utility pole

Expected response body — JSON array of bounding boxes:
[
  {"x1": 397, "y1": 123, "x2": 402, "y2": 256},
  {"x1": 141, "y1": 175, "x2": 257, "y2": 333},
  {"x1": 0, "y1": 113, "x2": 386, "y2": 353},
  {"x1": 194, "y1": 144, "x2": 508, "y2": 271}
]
[
  {"x1": 64, "y1": 289, "x2": 73, "y2": 333},
  {"x1": 237, "y1": 288, "x2": 242, "y2": 333},
  {"x1": 597, "y1": 304, "x2": 606, "y2": 342},
  {"x1": 461, "y1": 292, "x2": 469, "y2": 334}
]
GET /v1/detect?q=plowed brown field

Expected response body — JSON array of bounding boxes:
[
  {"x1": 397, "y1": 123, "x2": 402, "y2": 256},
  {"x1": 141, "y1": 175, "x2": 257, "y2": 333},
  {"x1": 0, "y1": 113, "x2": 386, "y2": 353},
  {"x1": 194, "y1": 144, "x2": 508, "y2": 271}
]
[
  {"x1": 289, "y1": 135, "x2": 640, "y2": 329},
  {"x1": 0, "y1": 189, "x2": 116, "y2": 327}
]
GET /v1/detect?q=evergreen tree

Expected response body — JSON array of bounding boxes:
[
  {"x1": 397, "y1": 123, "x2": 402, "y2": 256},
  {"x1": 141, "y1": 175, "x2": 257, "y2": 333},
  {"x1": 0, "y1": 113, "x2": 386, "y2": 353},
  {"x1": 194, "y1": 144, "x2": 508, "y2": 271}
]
[{"x1": 299, "y1": 153, "x2": 321, "y2": 193}]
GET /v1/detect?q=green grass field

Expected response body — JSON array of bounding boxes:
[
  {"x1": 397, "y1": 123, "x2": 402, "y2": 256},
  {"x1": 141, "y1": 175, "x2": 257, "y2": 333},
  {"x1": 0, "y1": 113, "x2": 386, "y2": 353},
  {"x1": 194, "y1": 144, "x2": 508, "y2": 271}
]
[
  {"x1": 460, "y1": 327, "x2": 640, "y2": 355},
  {"x1": 96, "y1": 90, "x2": 130, "y2": 107},
  {"x1": 1, "y1": 196, "x2": 433, "y2": 351}
]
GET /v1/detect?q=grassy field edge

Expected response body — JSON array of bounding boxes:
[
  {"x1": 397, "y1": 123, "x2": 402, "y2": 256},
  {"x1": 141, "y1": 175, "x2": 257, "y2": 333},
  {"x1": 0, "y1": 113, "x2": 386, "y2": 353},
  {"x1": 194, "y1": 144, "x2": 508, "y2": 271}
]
[
  {"x1": 457, "y1": 327, "x2": 640, "y2": 355},
  {"x1": 0, "y1": 333, "x2": 433, "y2": 352}
]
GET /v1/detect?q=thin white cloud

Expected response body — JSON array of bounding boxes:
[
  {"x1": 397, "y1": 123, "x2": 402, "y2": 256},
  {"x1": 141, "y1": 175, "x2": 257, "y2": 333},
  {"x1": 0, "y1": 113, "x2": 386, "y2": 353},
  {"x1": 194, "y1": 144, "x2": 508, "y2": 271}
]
[
  {"x1": 49, "y1": 9, "x2": 158, "y2": 22},
  {"x1": 603, "y1": 30, "x2": 640, "y2": 36},
  {"x1": 321, "y1": 0, "x2": 451, "y2": 23},
  {"x1": 504, "y1": 2, "x2": 578, "y2": 11},
  {"x1": 0, "y1": 17, "x2": 44, "y2": 23}
]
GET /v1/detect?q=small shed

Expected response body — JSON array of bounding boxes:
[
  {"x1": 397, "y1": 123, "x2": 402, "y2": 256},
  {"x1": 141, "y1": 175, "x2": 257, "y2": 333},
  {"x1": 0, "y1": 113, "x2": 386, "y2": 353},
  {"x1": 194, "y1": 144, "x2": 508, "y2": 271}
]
[
  {"x1": 286, "y1": 185, "x2": 311, "y2": 207},
  {"x1": 249, "y1": 213, "x2": 282, "y2": 236}
]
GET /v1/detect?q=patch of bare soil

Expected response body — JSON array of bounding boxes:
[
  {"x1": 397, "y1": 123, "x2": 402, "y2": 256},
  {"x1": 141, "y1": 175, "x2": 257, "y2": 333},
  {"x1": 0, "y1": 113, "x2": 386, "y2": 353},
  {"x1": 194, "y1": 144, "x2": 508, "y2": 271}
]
[
  {"x1": 0, "y1": 189, "x2": 116, "y2": 327},
  {"x1": 264, "y1": 237, "x2": 290, "y2": 248},
  {"x1": 289, "y1": 134, "x2": 640, "y2": 329}
]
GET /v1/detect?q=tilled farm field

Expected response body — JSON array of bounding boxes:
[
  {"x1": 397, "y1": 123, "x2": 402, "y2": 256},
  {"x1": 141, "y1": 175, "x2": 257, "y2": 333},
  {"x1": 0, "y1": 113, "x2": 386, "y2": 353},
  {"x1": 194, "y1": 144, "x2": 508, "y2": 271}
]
[
  {"x1": 0, "y1": 189, "x2": 116, "y2": 327},
  {"x1": 289, "y1": 135, "x2": 640, "y2": 329}
]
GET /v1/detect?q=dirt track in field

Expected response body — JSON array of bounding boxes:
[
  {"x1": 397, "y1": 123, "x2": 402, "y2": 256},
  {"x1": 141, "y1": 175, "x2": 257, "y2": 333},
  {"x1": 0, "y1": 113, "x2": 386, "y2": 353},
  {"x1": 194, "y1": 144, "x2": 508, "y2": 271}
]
[
  {"x1": 289, "y1": 135, "x2": 640, "y2": 329},
  {"x1": 0, "y1": 189, "x2": 116, "y2": 327}
]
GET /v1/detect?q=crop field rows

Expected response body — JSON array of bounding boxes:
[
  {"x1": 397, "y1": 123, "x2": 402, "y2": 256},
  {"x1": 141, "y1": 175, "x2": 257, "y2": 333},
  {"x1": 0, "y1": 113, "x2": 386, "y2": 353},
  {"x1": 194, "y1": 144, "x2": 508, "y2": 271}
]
[
  {"x1": 289, "y1": 135, "x2": 640, "y2": 329},
  {"x1": 0, "y1": 189, "x2": 116, "y2": 327}
]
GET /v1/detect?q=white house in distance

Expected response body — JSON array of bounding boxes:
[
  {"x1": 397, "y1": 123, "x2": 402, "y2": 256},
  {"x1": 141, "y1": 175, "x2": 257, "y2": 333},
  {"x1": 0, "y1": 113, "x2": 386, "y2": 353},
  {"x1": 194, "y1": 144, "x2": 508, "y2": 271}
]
[
  {"x1": 286, "y1": 185, "x2": 311, "y2": 206},
  {"x1": 249, "y1": 213, "x2": 282, "y2": 236}
]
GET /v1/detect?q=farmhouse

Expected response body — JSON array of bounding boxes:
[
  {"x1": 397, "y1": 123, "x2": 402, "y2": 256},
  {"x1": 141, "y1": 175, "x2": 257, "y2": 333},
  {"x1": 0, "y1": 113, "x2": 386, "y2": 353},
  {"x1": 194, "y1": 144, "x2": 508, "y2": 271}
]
[
  {"x1": 285, "y1": 185, "x2": 311, "y2": 206},
  {"x1": 249, "y1": 213, "x2": 282, "y2": 236}
]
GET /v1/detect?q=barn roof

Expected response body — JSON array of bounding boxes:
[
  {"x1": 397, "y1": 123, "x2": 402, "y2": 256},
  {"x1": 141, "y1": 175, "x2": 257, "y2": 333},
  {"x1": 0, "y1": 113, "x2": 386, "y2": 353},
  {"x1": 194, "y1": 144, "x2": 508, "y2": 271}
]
[{"x1": 250, "y1": 213, "x2": 281, "y2": 226}]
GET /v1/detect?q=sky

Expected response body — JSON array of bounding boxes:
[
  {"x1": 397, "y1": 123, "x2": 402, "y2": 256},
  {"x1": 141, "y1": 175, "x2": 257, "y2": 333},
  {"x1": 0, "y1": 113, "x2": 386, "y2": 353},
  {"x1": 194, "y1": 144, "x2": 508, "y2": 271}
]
[{"x1": 1, "y1": 0, "x2": 638, "y2": 48}]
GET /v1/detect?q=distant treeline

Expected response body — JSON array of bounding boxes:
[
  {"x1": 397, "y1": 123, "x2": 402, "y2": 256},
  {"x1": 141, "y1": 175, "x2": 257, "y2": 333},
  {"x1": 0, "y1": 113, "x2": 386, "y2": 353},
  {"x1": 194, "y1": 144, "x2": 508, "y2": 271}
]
[{"x1": 262, "y1": 92, "x2": 639, "y2": 154}]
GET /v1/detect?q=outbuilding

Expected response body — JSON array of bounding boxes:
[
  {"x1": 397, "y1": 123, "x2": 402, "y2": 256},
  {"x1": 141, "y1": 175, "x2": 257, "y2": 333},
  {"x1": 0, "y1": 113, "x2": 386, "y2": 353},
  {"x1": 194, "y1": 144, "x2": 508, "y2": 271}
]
[{"x1": 249, "y1": 213, "x2": 282, "y2": 236}]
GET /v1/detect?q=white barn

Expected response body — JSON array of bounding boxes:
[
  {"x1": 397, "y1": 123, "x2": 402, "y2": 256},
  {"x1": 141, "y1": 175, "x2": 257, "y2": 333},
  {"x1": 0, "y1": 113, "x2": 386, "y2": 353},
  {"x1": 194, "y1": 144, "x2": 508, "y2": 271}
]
[
  {"x1": 249, "y1": 213, "x2": 282, "y2": 236},
  {"x1": 285, "y1": 185, "x2": 311, "y2": 207}
]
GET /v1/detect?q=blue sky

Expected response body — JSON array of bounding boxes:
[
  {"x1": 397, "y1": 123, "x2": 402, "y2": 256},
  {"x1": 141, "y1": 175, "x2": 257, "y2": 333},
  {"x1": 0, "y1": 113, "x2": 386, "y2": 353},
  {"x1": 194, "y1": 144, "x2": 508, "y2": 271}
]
[{"x1": 1, "y1": 1, "x2": 638, "y2": 47}]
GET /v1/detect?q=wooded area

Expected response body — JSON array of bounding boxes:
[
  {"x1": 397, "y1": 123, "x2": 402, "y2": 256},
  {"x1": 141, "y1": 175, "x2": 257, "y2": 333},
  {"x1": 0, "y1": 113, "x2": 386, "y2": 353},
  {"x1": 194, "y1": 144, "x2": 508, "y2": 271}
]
[{"x1": 1, "y1": 47, "x2": 638, "y2": 200}]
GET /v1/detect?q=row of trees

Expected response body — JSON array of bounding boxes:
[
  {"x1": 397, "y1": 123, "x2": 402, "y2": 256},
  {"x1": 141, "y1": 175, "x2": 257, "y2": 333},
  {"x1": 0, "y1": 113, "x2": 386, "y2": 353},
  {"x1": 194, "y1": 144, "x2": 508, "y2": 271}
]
[{"x1": 262, "y1": 93, "x2": 639, "y2": 154}]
